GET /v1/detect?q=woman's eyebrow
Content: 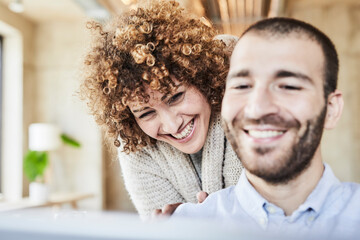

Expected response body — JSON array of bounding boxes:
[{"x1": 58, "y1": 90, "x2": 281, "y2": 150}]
[
  {"x1": 132, "y1": 106, "x2": 150, "y2": 113},
  {"x1": 161, "y1": 90, "x2": 181, "y2": 102},
  {"x1": 161, "y1": 94, "x2": 169, "y2": 102}
]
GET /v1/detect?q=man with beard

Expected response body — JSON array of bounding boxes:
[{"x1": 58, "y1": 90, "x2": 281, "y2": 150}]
[{"x1": 172, "y1": 18, "x2": 360, "y2": 237}]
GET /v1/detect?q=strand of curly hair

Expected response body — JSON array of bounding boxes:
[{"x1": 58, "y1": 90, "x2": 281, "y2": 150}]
[{"x1": 79, "y1": 0, "x2": 231, "y2": 153}]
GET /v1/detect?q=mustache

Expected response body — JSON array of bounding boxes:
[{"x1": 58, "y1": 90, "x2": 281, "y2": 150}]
[{"x1": 232, "y1": 114, "x2": 300, "y2": 129}]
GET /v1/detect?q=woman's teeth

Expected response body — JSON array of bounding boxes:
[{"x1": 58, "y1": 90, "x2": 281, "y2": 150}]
[
  {"x1": 172, "y1": 120, "x2": 194, "y2": 140},
  {"x1": 248, "y1": 130, "x2": 284, "y2": 138}
]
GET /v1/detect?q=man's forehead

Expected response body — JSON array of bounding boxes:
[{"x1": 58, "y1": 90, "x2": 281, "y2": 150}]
[
  {"x1": 233, "y1": 31, "x2": 318, "y2": 55},
  {"x1": 229, "y1": 32, "x2": 324, "y2": 70},
  {"x1": 239, "y1": 29, "x2": 314, "y2": 43}
]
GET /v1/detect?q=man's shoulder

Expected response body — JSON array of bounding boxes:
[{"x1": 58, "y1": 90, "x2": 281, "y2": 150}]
[
  {"x1": 319, "y1": 181, "x2": 360, "y2": 234},
  {"x1": 325, "y1": 181, "x2": 360, "y2": 217},
  {"x1": 340, "y1": 181, "x2": 360, "y2": 201},
  {"x1": 344, "y1": 181, "x2": 360, "y2": 188}
]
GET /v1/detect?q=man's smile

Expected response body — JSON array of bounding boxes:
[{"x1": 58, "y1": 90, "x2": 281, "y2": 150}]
[{"x1": 246, "y1": 129, "x2": 286, "y2": 139}]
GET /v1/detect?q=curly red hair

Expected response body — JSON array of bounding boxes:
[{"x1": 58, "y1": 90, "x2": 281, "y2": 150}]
[{"x1": 80, "y1": 0, "x2": 232, "y2": 153}]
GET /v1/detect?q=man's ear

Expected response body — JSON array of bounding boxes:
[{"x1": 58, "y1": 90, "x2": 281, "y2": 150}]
[{"x1": 324, "y1": 89, "x2": 344, "y2": 129}]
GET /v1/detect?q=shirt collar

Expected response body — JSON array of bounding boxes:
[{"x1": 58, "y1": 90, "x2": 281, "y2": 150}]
[
  {"x1": 235, "y1": 163, "x2": 341, "y2": 218},
  {"x1": 235, "y1": 170, "x2": 268, "y2": 224}
]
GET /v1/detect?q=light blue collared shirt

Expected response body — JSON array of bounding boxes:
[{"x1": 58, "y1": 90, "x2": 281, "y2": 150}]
[{"x1": 173, "y1": 164, "x2": 360, "y2": 238}]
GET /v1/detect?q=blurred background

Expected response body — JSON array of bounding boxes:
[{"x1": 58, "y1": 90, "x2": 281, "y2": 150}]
[{"x1": 0, "y1": 0, "x2": 359, "y2": 213}]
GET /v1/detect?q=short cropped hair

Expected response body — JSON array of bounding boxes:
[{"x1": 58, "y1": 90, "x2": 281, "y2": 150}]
[
  {"x1": 79, "y1": 0, "x2": 231, "y2": 153},
  {"x1": 242, "y1": 17, "x2": 338, "y2": 99}
]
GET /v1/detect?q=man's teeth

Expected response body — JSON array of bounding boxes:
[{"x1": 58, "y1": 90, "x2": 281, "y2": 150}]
[
  {"x1": 173, "y1": 120, "x2": 194, "y2": 140},
  {"x1": 248, "y1": 130, "x2": 284, "y2": 138}
]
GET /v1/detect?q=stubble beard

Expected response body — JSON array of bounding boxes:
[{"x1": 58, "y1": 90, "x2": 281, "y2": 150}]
[{"x1": 223, "y1": 107, "x2": 327, "y2": 185}]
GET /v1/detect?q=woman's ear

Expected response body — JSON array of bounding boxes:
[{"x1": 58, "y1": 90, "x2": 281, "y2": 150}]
[{"x1": 324, "y1": 89, "x2": 344, "y2": 129}]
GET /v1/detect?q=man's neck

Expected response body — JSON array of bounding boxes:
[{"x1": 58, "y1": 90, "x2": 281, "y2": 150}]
[{"x1": 246, "y1": 150, "x2": 324, "y2": 216}]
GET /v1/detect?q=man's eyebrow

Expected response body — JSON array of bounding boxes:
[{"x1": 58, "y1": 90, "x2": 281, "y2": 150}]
[
  {"x1": 276, "y1": 70, "x2": 313, "y2": 82},
  {"x1": 132, "y1": 106, "x2": 150, "y2": 113},
  {"x1": 227, "y1": 69, "x2": 250, "y2": 81}
]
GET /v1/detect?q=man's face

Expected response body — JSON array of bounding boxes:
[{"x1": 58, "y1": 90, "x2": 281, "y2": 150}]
[{"x1": 222, "y1": 33, "x2": 327, "y2": 184}]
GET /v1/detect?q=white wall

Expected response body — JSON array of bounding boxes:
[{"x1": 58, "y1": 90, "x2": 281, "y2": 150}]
[
  {"x1": 32, "y1": 20, "x2": 103, "y2": 209},
  {"x1": 0, "y1": 3, "x2": 104, "y2": 209}
]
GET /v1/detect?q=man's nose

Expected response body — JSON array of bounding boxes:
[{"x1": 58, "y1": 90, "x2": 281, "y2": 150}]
[
  {"x1": 244, "y1": 86, "x2": 279, "y2": 120},
  {"x1": 160, "y1": 109, "x2": 182, "y2": 134}
]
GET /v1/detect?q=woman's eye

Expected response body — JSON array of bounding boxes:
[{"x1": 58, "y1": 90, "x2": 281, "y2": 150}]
[
  {"x1": 139, "y1": 111, "x2": 155, "y2": 119},
  {"x1": 280, "y1": 85, "x2": 302, "y2": 91},
  {"x1": 168, "y1": 92, "x2": 184, "y2": 104},
  {"x1": 235, "y1": 84, "x2": 252, "y2": 90}
]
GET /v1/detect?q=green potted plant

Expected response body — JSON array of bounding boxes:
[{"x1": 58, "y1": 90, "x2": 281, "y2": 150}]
[
  {"x1": 24, "y1": 151, "x2": 49, "y2": 183},
  {"x1": 24, "y1": 151, "x2": 49, "y2": 203},
  {"x1": 24, "y1": 127, "x2": 81, "y2": 203}
]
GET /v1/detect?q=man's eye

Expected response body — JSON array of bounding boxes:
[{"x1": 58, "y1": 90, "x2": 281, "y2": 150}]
[
  {"x1": 280, "y1": 85, "x2": 302, "y2": 90},
  {"x1": 139, "y1": 111, "x2": 155, "y2": 119},
  {"x1": 168, "y1": 92, "x2": 184, "y2": 104}
]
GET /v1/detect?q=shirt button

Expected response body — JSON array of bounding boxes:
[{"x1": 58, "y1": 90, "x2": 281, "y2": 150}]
[
  {"x1": 267, "y1": 206, "x2": 276, "y2": 214},
  {"x1": 308, "y1": 216, "x2": 315, "y2": 222},
  {"x1": 259, "y1": 217, "x2": 267, "y2": 228}
]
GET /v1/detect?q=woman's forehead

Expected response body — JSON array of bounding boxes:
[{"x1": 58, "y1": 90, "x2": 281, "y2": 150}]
[
  {"x1": 127, "y1": 85, "x2": 178, "y2": 109},
  {"x1": 126, "y1": 76, "x2": 187, "y2": 108}
]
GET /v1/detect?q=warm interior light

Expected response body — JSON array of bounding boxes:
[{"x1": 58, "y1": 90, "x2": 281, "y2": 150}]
[
  {"x1": 8, "y1": 0, "x2": 24, "y2": 13},
  {"x1": 29, "y1": 123, "x2": 61, "y2": 151},
  {"x1": 121, "y1": 0, "x2": 134, "y2": 6}
]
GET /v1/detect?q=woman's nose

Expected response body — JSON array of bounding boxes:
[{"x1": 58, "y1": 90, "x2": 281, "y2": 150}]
[{"x1": 160, "y1": 109, "x2": 183, "y2": 135}]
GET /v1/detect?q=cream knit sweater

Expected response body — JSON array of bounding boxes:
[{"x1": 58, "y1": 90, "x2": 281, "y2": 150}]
[{"x1": 118, "y1": 114, "x2": 243, "y2": 218}]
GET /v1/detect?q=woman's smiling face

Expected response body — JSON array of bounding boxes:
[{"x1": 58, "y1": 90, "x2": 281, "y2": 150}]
[{"x1": 128, "y1": 81, "x2": 211, "y2": 154}]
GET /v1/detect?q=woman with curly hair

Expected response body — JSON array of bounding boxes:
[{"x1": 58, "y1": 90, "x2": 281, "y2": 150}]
[{"x1": 80, "y1": 0, "x2": 243, "y2": 218}]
